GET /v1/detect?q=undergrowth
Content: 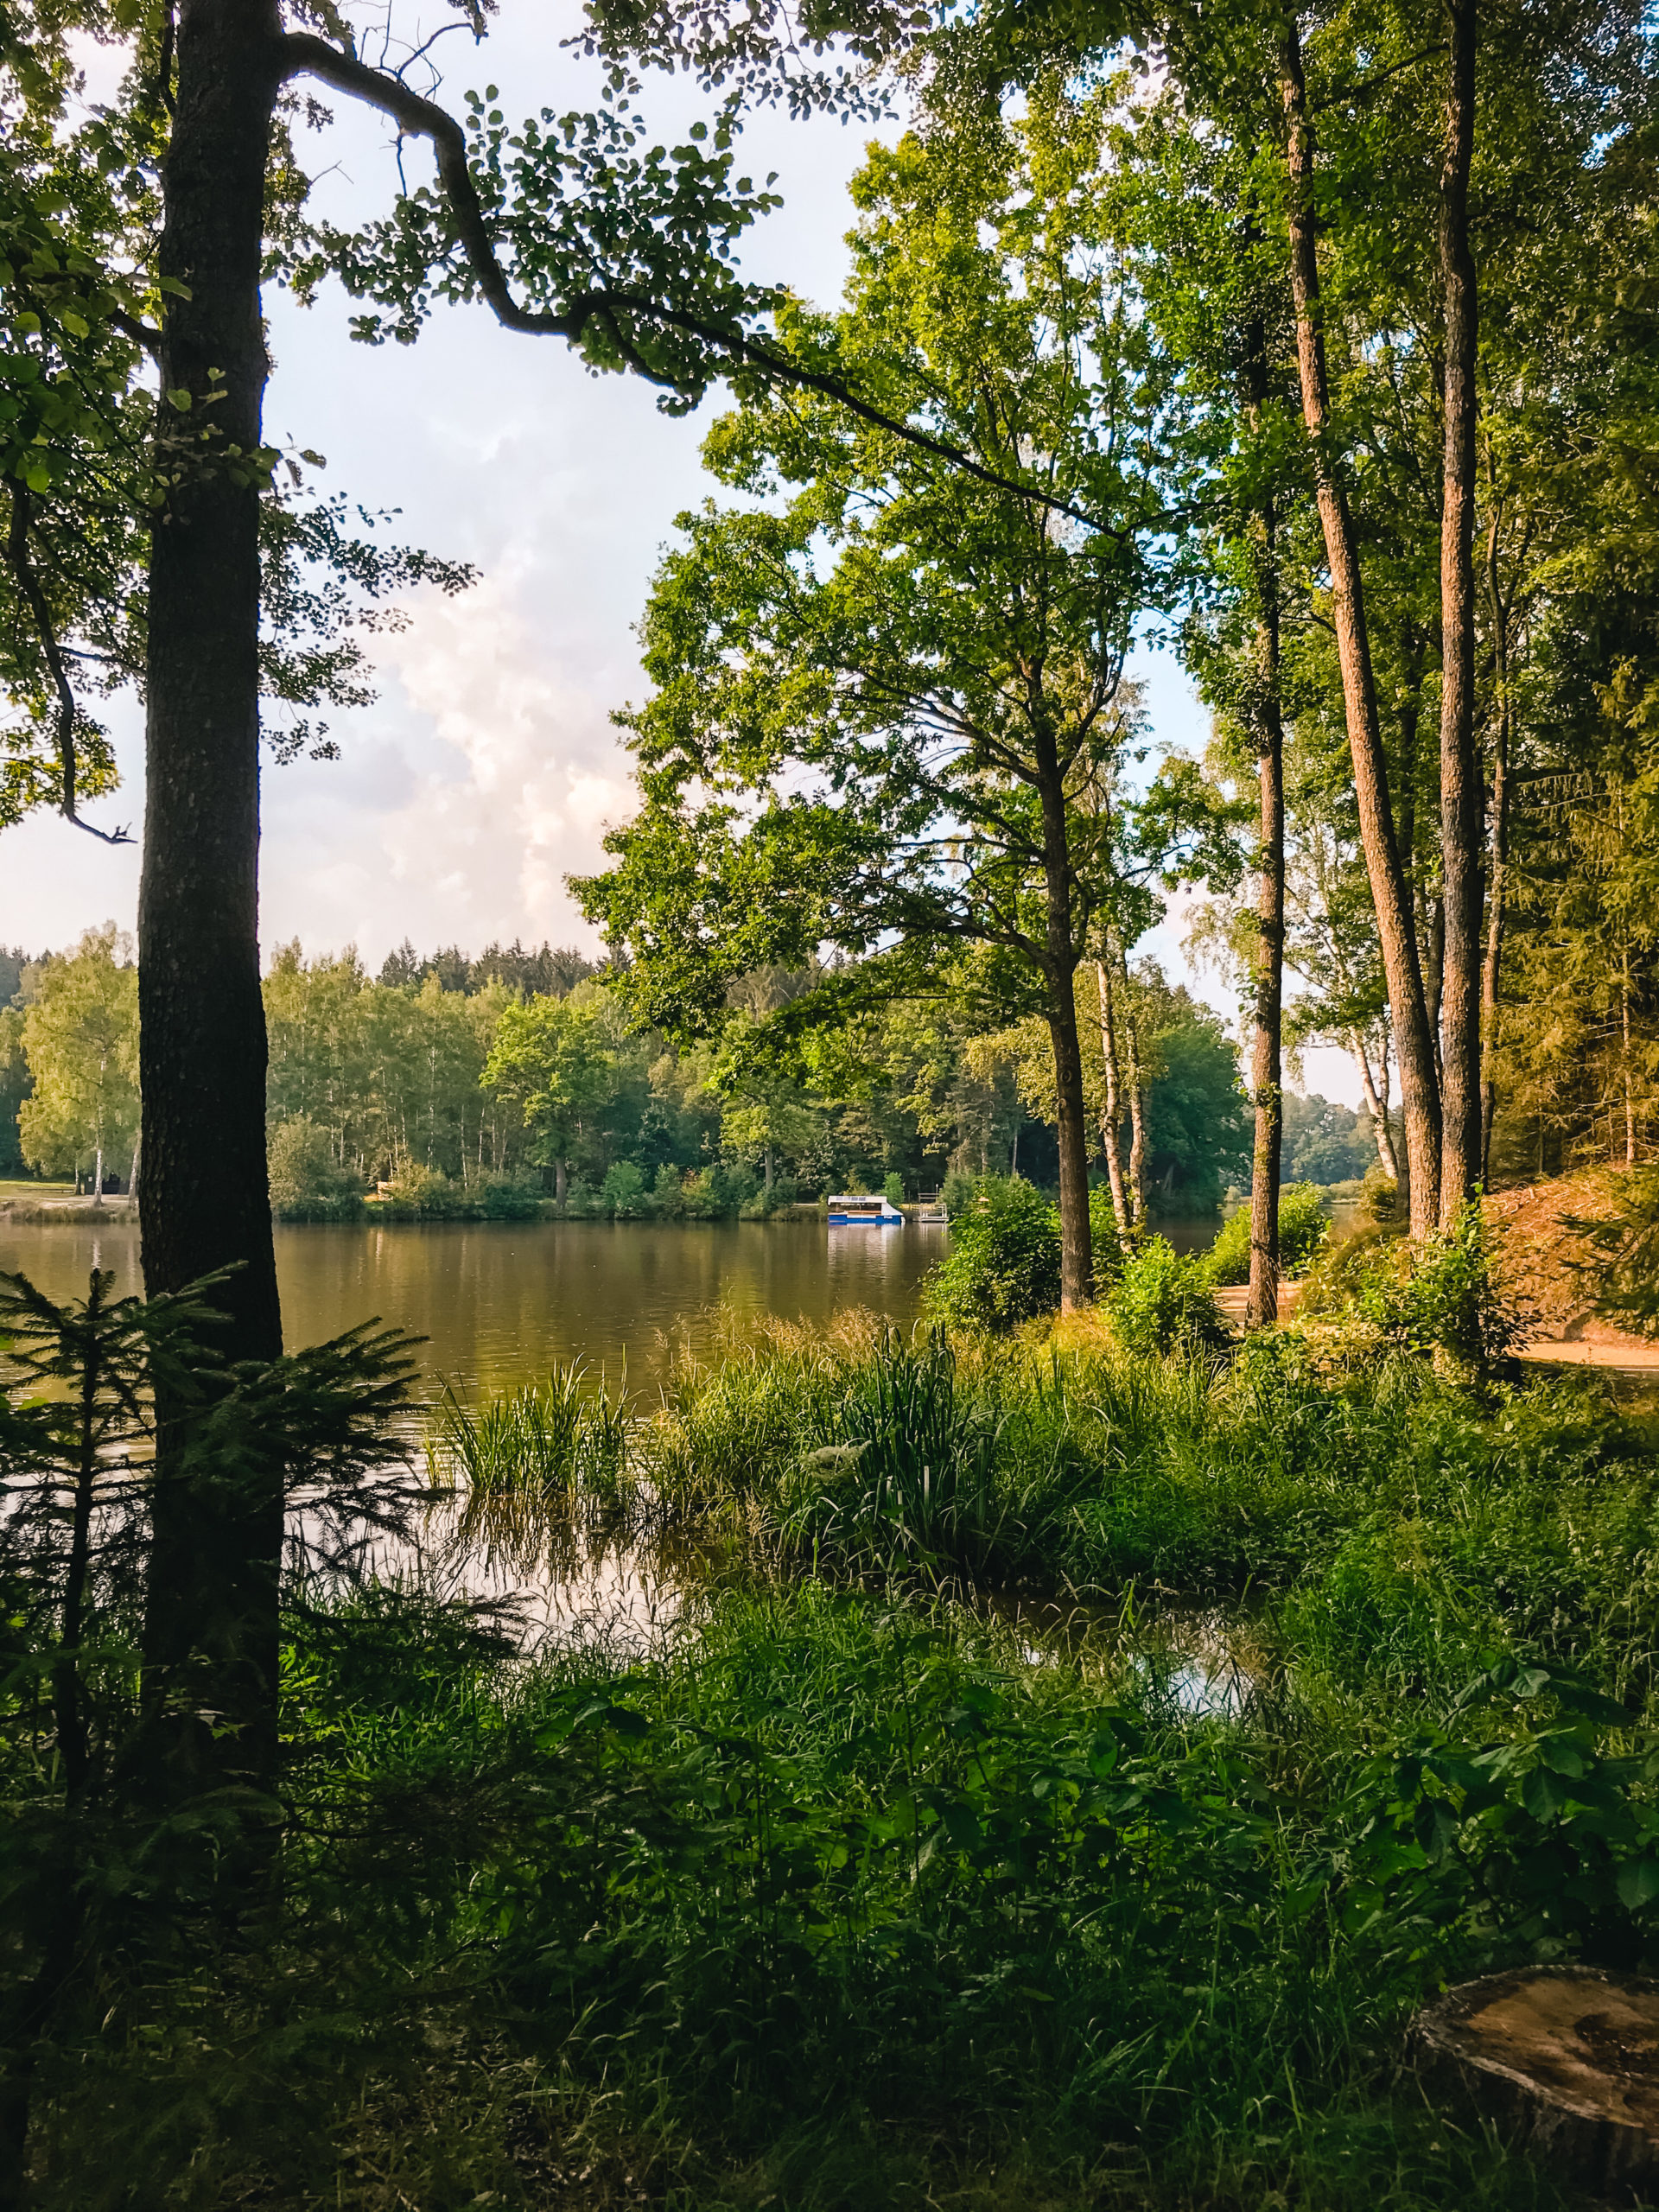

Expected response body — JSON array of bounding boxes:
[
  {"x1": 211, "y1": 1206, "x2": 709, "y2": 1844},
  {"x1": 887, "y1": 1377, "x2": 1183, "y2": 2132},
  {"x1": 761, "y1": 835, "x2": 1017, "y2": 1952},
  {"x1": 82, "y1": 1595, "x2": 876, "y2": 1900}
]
[{"x1": 10, "y1": 1305, "x2": 1659, "y2": 2208}]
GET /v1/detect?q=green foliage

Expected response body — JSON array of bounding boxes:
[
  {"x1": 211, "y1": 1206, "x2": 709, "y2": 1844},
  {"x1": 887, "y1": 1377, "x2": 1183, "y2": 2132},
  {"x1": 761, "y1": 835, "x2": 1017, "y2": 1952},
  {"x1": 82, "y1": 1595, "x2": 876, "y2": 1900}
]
[
  {"x1": 1352, "y1": 1200, "x2": 1529, "y2": 1380},
  {"x1": 1205, "y1": 1185, "x2": 1331, "y2": 1286},
  {"x1": 921, "y1": 1178, "x2": 1060, "y2": 1332},
  {"x1": 1564, "y1": 1166, "x2": 1659, "y2": 1338},
  {"x1": 1109, "y1": 1236, "x2": 1229, "y2": 1359},
  {"x1": 431, "y1": 1361, "x2": 632, "y2": 1532},
  {"x1": 16, "y1": 925, "x2": 137, "y2": 1181},
  {"x1": 785, "y1": 1328, "x2": 1005, "y2": 1570},
  {"x1": 266, "y1": 1116, "x2": 363, "y2": 1221}
]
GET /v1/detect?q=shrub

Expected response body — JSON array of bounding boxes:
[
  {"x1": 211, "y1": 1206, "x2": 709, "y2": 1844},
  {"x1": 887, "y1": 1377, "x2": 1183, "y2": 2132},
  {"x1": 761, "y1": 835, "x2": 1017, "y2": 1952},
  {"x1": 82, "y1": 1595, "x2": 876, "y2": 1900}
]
[
  {"x1": 267, "y1": 1116, "x2": 362, "y2": 1220},
  {"x1": 1203, "y1": 1185, "x2": 1331, "y2": 1286},
  {"x1": 1108, "y1": 1236, "x2": 1229, "y2": 1358},
  {"x1": 1352, "y1": 1196, "x2": 1528, "y2": 1380},
  {"x1": 601, "y1": 1160, "x2": 652, "y2": 1217},
  {"x1": 922, "y1": 1178, "x2": 1060, "y2": 1331},
  {"x1": 478, "y1": 1173, "x2": 543, "y2": 1220},
  {"x1": 883, "y1": 1172, "x2": 906, "y2": 1208},
  {"x1": 378, "y1": 1163, "x2": 461, "y2": 1217}
]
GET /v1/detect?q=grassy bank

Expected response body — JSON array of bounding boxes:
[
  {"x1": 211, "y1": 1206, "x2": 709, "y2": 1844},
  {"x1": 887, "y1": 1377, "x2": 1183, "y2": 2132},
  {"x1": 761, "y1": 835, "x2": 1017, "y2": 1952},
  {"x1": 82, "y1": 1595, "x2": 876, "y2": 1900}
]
[{"x1": 14, "y1": 1317, "x2": 1659, "y2": 2208}]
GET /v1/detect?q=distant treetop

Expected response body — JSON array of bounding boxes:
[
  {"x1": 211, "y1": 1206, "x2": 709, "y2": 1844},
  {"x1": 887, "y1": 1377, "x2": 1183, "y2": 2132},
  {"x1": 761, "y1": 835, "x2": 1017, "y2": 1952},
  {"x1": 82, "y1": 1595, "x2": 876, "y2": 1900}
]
[{"x1": 375, "y1": 939, "x2": 600, "y2": 999}]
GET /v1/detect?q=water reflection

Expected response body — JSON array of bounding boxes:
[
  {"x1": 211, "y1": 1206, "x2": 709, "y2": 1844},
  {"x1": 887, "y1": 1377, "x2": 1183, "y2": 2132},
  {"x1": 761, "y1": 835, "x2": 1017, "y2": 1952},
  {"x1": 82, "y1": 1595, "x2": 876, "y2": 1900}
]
[{"x1": 0, "y1": 1217, "x2": 951, "y2": 1395}]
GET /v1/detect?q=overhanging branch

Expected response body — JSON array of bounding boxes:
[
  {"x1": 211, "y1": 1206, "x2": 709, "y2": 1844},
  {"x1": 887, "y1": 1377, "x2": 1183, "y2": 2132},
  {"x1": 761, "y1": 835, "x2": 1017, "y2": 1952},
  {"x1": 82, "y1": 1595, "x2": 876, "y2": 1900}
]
[
  {"x1": 276, "y1": 33, "x2": 1128, "y2": 540},
  {"x1": 4, "y1": 486, "x2": 132, "y2": 845}
]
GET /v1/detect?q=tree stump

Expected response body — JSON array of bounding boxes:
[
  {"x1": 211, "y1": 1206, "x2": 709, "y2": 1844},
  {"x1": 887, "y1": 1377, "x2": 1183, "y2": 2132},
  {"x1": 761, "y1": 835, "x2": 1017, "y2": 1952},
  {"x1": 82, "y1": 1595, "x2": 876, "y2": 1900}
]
[{"x1": 1414, "y1": 1967, "x2": 1659, "y2": 2196}]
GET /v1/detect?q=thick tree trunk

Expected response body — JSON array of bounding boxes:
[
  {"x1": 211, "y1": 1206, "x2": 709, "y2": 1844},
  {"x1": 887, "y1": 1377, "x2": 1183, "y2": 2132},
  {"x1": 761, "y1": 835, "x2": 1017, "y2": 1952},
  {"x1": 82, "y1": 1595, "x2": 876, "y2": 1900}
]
[
  {"x1": 554, "y1": 1154, "x2": 569, "y2": 1209},
  {"x1": 138, "y1": 0, "x2": 285, "y2": 1801},
  {"x1": 1279, "y1": 21, "x2": 1443, "y2": 1236},
  {"x1": 1439, "y1": 0, "x2": 1483, "y2": 1220},
  {"x1": 1036, "y1": 741, "x2": 1094, "y2": 1308},
  {"x1": 1094, "y1": 957, "x2": 1130, "y2": 1233}
]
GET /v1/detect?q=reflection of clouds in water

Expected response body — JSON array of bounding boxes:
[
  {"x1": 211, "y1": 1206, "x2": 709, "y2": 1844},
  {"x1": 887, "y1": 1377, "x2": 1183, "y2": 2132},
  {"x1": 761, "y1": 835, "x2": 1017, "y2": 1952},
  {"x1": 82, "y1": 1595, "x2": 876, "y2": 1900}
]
[
  {"x1": 330, "y1": 1494, "x2": 682, "y2": 1658},
  {"x1": 0, "y1": 1219, "x2": 949, "y2": 1396}
]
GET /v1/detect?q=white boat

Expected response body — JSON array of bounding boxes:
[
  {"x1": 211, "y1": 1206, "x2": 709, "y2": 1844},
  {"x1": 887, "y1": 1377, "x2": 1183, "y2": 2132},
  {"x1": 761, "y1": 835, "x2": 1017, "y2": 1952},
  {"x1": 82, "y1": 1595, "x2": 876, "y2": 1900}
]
[{"x1": 826, "y1": 1193, "x2": 905, "y2": 1226}]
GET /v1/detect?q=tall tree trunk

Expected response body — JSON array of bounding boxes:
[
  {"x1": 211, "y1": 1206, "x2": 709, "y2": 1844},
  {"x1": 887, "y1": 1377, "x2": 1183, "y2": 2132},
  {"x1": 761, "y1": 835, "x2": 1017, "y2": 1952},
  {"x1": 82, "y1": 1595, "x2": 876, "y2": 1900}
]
[
  {"x1": 1355, "y1": 1031, "x2": 1402, "y2": 1184},
  {"x1": 1425, "y1": 894, "x2": 1446, "y2": 1069},
  {"x1": 1394, "y1": 628, "x2": 1426, "y2": 874},
  {"x1": 1278, "y1": 20, "x2": 1443, "y2": 1235},
  {"x1": 1043, "y1": 975, "x2": 1092, "y2": 1306},
  {"x1": 1239, "y1": 216, "x2": 1286, "y2": 1332},
  {"x1": 1245, "y1": 545, "x2": 1285, "y2": 1329},
  {"x1": 138, "y1": 0, "x2": 286, "y2": 1802},
  {"x1": 1438, "y1": 0, "x2": 1484, "y2": 1220},
  {"x1": 1479, "y1": 517, "x2": 1510, "y2": 1183},
  {"x1": 1122, "y1": 979, "x2": 1148, "y2": 1229},
  {"x1": 1094, "y1": 957, "x2": 1130, "y2": 1233},
  {"x1": 1622, "y1": 938, "x2": 1637, "y2": 1166},
  {"x1": 1036, "y1": 741, "x2": 1094, "y2": 1309},
  {"x1": 554, "y1": 1154, "x2": 569, "y2": 1209}
]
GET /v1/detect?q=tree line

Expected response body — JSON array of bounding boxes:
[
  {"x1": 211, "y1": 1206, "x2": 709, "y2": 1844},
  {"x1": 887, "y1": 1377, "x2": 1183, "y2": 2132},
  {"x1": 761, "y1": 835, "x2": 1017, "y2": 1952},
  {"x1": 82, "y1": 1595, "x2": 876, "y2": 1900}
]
[{"x1": 4, "y1": 930, "x2": 1305, "y2": 1216}]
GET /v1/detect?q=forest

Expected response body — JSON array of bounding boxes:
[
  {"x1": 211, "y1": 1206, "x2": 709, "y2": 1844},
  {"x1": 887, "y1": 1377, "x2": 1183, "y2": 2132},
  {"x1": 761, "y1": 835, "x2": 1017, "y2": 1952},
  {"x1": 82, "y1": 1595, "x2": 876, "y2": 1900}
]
[
  {"x1": 3, "y1": 0, "x2": 1659, "y2": 2202},
  {"x1": 1, "y1": 926, "x2": 1325, "y2": 1214}
]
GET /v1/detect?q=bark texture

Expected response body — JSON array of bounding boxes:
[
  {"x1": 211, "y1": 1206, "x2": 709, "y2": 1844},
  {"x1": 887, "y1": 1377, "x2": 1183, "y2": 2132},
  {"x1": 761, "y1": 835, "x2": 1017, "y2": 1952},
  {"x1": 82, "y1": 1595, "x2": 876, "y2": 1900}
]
[
  {"x1": 1438, "y1": 0, "x2": 1484, "y2": 1221},
  {"x1": 1094, "y1": 958, "x2": 1131, "y2": 1234},
  {"x1": 1479, "y1": 521, "x2": 1511, "y2": 1182},
  {"x1": 139, "y1": 0, "x2": 285, "y2": 1796},
  {"x1": 1240, "y1": 226, "x2": 1285, "y2": 1332},
  {"x1": 1279, "y1": 20, "x2": 1443, "y2": 1236}
]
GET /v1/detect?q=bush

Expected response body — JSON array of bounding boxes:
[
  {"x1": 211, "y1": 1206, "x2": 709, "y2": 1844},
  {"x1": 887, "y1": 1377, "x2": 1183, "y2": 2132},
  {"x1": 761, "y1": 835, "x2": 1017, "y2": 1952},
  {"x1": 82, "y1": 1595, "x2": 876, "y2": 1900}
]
[
  {"x1": 377, "y1": 1163, "x2": 461, "y2": 1217},
  {"x1": 1108, "y1": 1236, "x2": 1229, "y2": 1358},
  {"x1": 601, "y1": 1160, "x2": 652, "y2": 1217},
  {"x1": 1203, "y1": 1185, "x2": 1331, "y2": 1286},
  {"x1": 267, "y1": 1116, "x2": 362, "y2": 1220},
  {"x1": 883, "y1": 1172, "x2": 906, "y2": 1208},
  {"x1": 1352, "y1": 1196, "x2": 1528, "y2": 1381},
  {"x1": 922, "y1": 1178, "x2": 1060, "y2": 1332},
  {"x1": 478, "y1": 1173, "x2": 543, "y2": 1220}
]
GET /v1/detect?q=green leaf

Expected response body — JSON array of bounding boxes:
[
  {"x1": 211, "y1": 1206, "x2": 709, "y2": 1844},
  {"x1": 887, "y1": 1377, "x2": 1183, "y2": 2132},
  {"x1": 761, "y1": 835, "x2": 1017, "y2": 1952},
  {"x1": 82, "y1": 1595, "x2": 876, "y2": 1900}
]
[
  {"x1": 1522, "y1": 1767, "x2": 1567, "y2": 1822},
  {"x1": 166, "y1": 388, "x2": 193, "y2": 411}
]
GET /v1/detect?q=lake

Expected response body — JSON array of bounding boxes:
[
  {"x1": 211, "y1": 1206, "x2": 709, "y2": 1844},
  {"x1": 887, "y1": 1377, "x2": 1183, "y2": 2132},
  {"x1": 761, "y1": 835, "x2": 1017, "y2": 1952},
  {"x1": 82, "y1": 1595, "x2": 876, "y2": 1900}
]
[{"x1": 0, "y1": 1212, "x2": 1225, "y2": 1397}]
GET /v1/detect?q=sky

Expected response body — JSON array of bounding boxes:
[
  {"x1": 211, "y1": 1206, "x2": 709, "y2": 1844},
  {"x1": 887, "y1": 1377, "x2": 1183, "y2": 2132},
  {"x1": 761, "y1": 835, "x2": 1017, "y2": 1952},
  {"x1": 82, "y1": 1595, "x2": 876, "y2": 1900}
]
[{"x1": 1, "y1": 3, "x2": 1361, "y2": 1106}]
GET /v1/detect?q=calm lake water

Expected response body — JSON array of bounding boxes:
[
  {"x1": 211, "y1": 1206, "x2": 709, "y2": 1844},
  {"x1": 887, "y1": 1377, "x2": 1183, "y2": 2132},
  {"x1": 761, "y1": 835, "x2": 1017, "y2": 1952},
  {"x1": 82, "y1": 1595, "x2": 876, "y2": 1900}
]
[{"x1": 0, "y1": 1212, "x2": 1225, "y2": 1398}]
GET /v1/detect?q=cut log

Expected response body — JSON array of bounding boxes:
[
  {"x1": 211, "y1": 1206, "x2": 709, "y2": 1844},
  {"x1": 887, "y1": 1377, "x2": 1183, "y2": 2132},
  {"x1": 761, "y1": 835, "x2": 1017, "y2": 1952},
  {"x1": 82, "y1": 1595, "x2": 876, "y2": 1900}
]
[{"x1": 1414, "y1": 1967, "x2": 1659, "y2": 2196}]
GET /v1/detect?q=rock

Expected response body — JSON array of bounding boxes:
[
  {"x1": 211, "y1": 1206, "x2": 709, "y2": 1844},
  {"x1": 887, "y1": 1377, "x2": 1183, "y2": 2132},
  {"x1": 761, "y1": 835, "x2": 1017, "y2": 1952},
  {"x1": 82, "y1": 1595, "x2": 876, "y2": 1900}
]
[{"x1": 1414, "y1": 1967, "x2": 1659, "y2": 2196}]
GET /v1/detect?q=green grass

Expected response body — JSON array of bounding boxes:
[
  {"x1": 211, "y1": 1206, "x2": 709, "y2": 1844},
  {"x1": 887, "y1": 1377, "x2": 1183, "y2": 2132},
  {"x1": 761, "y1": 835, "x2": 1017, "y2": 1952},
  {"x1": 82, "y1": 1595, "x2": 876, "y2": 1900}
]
[{"x1": 13, "y1": 1317, "x2": 1659, "y2": 2209}]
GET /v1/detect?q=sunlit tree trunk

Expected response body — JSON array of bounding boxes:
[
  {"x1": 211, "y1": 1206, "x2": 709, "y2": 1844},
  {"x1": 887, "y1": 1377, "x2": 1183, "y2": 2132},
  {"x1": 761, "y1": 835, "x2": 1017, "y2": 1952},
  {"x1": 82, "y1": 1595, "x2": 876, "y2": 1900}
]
[
  {"x1": 1094, "y1": 957, "x2": 1130, "y2": 1233},
  {"x1": 1355, "y1": 1032, "x2": 1402, "y2": 1184},
  {"x1": 1479, "y1": 512, "x2": 1511, "y2": 1184},
  {"x1": 1122, "y1": 979, "x2": 1148, "y2": 1229},
  {"x1": 1279, "y1": 18, "x2": 1442, "y2": 1235}
]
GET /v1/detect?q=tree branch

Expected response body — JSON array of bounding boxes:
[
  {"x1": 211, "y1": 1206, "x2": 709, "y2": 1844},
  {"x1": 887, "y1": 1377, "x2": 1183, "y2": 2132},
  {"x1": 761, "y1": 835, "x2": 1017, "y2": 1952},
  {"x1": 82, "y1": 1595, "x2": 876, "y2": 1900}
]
[
  {"x1": 4, "y1": 486, "x2": 132, "y2": 845},
  {"x1": 275, "y1": 33, "x2": 1127, "y2": 540}
]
